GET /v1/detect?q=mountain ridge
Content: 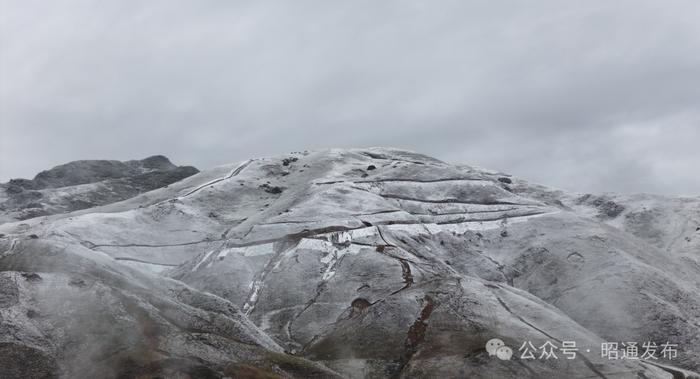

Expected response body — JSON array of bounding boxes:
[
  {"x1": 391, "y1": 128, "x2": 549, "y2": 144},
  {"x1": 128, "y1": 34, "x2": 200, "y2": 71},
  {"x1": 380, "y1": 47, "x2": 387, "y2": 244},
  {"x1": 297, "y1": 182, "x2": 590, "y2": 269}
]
[{"x1": 0, "y1": 155, "x2": 198, "y2": 223}]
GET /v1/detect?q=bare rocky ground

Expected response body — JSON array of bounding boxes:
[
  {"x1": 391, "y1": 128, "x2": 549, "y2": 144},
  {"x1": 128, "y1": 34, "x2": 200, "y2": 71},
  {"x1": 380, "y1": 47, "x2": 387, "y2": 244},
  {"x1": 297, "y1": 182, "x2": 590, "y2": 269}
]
[{"x1": 1, "y1": 148, "x2": 699, "y2": 378}]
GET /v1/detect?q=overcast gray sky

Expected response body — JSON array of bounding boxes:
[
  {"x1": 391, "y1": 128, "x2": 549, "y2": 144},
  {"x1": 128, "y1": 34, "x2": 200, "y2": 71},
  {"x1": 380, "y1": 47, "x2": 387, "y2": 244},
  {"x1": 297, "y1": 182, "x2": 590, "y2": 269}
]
[{"x1": 1, "y1": 1, "x2": 699, "y2": 195}]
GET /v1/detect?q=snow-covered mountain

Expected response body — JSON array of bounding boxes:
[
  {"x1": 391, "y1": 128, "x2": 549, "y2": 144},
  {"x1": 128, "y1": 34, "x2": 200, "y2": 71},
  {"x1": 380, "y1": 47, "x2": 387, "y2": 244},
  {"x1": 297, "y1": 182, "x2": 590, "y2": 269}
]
[{"x1": 1, "y1": 148, "x2": 699, "y2": 378}]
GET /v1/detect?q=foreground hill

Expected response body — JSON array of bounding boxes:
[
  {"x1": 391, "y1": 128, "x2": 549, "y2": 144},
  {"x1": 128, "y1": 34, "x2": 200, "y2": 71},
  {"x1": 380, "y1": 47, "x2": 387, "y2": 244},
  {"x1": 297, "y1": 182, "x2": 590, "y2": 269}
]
[{"x1": 1, "y1": 148, "x2": 698, "y2": 378}]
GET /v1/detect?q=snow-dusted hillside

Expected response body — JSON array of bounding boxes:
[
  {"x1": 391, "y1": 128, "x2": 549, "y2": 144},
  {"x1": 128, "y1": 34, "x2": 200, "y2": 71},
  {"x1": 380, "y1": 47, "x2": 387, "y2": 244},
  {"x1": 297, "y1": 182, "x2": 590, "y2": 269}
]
[{"x1": 1, "y1": 149, "x2": 699, "y2": 378}]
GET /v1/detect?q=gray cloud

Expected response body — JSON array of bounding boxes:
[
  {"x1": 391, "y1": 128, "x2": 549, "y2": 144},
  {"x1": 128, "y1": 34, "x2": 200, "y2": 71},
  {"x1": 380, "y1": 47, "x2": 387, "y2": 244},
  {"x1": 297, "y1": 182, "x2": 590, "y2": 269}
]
[{"x1": 1, "y1": 0, "x2": 699, "y2": 195}]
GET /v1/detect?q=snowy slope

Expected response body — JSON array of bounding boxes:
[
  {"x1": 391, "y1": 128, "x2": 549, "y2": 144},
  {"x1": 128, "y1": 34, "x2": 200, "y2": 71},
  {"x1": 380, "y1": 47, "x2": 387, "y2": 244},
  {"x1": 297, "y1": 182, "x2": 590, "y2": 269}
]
[{"x1": 1, "y1": 148, "x2": 698, "y2": 378}]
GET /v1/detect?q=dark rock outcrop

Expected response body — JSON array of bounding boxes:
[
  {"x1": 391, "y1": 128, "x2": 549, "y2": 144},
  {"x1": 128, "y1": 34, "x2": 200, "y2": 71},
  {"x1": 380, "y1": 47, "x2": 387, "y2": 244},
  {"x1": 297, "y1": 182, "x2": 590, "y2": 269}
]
[{"x1": 0, "y1": 155, "x2": 198, "y2": 222}]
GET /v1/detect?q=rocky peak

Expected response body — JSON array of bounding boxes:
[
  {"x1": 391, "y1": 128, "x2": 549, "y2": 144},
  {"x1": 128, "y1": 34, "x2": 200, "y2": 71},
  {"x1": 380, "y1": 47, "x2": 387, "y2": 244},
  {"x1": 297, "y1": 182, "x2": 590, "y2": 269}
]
[{"x1": 0, "y1": 155, "x2": 198, "y2": 222}]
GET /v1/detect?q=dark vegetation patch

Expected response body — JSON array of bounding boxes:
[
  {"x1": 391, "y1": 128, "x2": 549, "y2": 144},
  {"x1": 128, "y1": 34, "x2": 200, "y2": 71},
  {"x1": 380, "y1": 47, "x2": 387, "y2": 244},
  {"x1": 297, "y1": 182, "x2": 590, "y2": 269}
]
[
  {"x1": 8, "y1": 178, "x2": 38, "y2": 190},
  {"x1": 10, "y1": 190, "x2": 43, "y2": 202},
  {"x1": 282, "y1": 157, "x2": 298, "y2": 166},
  {"x1": 5, "y1": 184, "x2": 24, "y2": 194},
  {"x1": 576, "y1": 194, "x2": 625, "y2": 218},
  {"x1": 126, "y1": 166, "x2": 198, "y2": 191},
  {"x1": 2, "y1": 157, "x2": 199, "y2": 220},
  {"x1": 0, "y1": 342, "x2": 59, "y2": 379},
  {"x1": 348, "y1": 298, "x2": 372, "y2": 318},
  {"x1": 259, "y1": 184, "x2": 285, "y2": 194},
  {"x1": 393, "y1": 296, "x2": 436, "y2": 378},
  {"x1": 361, "y1": 152, "x2": 389, "y2": 160},
  {"x1": 0, "y1": 275, "x2": 20, "y2": 307},
  {"x1": 348, "y1": 168, "x2": 369, "y2": 178},
  {"x1": 224, "y1": 363, "x2": 284, "y2": 379},
  {"x1": 351, "y1": 298, "x2": 371, "y2": 310},
  {"x1": 68, "y1": 278, "x2": 87, "y2": 287},
  {"x1": 22, "y1": 202, "x2": 44, "y2": 209},
  {"x1": 21, "y1": 272, "x2": 42, "y2": 282},
  {"x1": 624, "y1": 209, "x2": 665, "y2": 247},
  {"x1": 115, "y1": 357, "x2": 222, "y2": 379},
  {"x1": 497, "y1": 177, "x2": 512, "y2": 184},
  {"x1": 225, "y1": 352, "x2": 342, "y2": 379}
]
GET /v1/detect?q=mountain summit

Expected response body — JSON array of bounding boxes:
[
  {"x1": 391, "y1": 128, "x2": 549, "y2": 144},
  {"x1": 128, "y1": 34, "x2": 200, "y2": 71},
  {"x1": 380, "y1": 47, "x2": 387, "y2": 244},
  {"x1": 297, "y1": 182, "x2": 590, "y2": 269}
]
[{"x1": 1, "y1": 148, "x2": 699, "y2": 378}]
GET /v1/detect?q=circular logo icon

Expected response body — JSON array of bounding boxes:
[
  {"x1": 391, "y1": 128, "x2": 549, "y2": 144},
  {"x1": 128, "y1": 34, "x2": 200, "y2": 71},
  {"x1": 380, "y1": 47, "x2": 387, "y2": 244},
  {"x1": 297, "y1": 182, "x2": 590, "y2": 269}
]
[
  {"x1": 496, "y1": 346, "x2": 513, "y2": 361},
  {"x1": 485, "y1": 338, "x2": 505, "y2": 356}
]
